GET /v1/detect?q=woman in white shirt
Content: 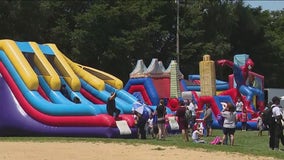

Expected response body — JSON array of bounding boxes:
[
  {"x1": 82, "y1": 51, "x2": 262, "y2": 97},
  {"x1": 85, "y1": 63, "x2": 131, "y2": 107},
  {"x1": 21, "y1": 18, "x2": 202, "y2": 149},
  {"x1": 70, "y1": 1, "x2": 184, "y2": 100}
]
[{"x1": 221, "y1": 102, "x2": 237, "y2": 146}]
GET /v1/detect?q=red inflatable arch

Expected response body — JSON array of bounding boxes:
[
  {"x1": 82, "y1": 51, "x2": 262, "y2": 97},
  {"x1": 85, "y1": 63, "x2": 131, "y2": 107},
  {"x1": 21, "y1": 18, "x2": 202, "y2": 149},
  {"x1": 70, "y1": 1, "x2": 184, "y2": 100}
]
[{"x1": 128, "y1": 85, "x2": 152, "y2": 105}]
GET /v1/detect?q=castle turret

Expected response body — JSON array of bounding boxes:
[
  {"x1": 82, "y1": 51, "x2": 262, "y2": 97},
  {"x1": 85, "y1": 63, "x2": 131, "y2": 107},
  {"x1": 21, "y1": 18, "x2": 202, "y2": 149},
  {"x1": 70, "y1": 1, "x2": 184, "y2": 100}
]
[
  {"x1": 170, "y1": 60, "x2": 181, "y2": 98},
  {"x1": 199, "y1": 55, "x2": 216, "y2": 96},
  {"x1": 129, "y1": 59, "x2": 147, "y2": 78}
]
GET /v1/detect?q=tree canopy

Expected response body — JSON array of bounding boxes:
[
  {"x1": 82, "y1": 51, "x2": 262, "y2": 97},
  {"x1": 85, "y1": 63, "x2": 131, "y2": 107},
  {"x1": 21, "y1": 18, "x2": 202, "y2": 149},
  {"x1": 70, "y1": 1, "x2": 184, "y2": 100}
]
[{"x1": 1, "y1": 0, "x2": 284, "y2": 88}]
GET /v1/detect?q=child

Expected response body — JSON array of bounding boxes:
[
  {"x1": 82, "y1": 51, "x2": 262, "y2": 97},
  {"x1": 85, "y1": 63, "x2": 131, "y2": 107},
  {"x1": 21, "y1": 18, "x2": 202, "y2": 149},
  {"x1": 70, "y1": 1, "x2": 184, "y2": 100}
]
[
  {"x1": 257, "y1": 112, "x2": 264, "y2": 136},
  {"x1": 191, "y1": 127, "x2": 205, "y2": 143},
  {"x1": 240, "y1": 109, "x2": 248, "y2": 131},
  {"x1": 147, "y1": 114, "x2": 158, "y2": 139},
  {"x1": 235, "y1": 97, "x2": 244, "y2": 112},
  {"x1": 191, "y1": 121, "x2": 205, "y2": 143},
  {"x1": 146, "y1": 115, "x2": 153, "y2": 137}
]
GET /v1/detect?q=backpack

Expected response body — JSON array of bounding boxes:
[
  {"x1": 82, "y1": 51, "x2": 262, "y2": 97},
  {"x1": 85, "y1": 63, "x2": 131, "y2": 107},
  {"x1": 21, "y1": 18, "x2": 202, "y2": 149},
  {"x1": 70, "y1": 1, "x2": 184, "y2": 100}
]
[
  {"x1": 210, "y1": 136, "x2": 221, "y2": 145},
  {"x1": 262, "y1": 107, "x2": 274, "y2": 126},
  {"x1": 185, "y1": 109, "x2": 192, "y2": 122},
  {"x1": 217, "y1": 114, "x2": 224, "y2": 127},
  {"x1": 141, "y1": 109, "x2": 150, "y2": 121}
]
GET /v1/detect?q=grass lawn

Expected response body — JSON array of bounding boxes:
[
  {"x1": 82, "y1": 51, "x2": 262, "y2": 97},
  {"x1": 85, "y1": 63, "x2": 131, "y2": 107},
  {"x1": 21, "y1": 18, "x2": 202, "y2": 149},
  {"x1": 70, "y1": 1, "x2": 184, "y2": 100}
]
[{"x1": 0, "y1": 129, "x2": 282, "y2": 159}]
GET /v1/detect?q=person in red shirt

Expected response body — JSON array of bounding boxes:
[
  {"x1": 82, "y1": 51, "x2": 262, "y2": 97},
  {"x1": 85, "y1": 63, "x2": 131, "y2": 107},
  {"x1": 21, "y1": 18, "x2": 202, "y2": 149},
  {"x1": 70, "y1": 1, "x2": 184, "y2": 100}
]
[
  {"x1": 240, "y1": 108, "x2": 248, "y2": 131},
  {"x1": 175, "y1": 100, "x2": 189, "y2": 142}
]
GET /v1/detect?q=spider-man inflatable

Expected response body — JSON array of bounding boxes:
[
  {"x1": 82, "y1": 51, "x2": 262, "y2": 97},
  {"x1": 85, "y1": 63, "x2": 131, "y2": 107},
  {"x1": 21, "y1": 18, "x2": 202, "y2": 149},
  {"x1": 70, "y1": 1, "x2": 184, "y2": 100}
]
[{"x1": 217, "y1": 57, "x2": 264, "y2": 114}]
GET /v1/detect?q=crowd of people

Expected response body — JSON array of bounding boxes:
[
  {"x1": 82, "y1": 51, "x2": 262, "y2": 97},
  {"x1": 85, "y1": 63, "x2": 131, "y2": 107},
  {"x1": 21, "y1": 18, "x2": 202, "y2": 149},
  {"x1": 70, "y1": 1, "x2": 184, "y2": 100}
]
[
  {"x1": 58, "y1": 84, "x2": 284, "y2": 150},
  {"x1": 56, "y1": 63, "x2": 281, "y2": 148},
  {"x1": 106, "y1": 90, "x2": 284, "y2": 150},
  {"x1": 130, "y1": 98, "x2": 209, "y2": 143}
]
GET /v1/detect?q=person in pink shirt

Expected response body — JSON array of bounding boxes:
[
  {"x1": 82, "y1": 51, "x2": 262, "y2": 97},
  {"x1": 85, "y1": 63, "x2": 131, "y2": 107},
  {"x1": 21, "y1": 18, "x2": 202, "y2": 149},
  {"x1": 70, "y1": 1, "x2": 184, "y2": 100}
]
[{"x1": 240, "y1": 108, "x2": 248, "y2": 131}]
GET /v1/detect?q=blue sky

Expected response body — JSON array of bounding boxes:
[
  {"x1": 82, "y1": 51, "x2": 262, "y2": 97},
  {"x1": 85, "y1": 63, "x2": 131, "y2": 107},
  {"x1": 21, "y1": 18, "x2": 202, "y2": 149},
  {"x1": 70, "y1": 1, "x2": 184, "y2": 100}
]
[{"x1": 244, "y1": 1, "x2": 284, "y2": 11}]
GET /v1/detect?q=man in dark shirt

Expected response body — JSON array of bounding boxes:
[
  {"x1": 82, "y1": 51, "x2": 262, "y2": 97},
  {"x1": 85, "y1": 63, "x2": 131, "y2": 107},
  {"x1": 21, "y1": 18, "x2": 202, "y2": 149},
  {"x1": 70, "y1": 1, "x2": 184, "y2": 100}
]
[{"x1": 107, "y1": 92, "x2": 121, "y2": 120}]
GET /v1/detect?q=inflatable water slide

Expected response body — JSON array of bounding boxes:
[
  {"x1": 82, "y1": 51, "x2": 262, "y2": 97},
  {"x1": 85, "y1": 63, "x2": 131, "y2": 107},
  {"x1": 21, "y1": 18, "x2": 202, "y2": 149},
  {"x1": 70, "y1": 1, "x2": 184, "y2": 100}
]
[{"x1": 0, "y1": 39, "x2": 137, "y2": 138}]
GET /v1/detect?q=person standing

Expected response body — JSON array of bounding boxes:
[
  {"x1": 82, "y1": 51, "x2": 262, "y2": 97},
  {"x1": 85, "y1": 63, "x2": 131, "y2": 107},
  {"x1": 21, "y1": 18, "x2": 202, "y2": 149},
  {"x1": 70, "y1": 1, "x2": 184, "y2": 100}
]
[
  {"x1": 155, "y1": 99, "x2": 167, "y2": 140},
  {"x1": 106, "y1": 92, "x2": 121, "y2": 120},
  {"x1": 257, "y1": 112, "x2": 264, "y2": 136},
  {"x1": 270, "y1": 96, "x2": 283, "y2": 150},
  {"x1": 235, "y1": 97, "x2": 244, "y2": 112},
  {"x1": 135, "y1": 108, "x2": 149, "y2": 139},
  {"x1": 202, "y1": 104, "x2": 213, "y2": 137},
  {"x1": 146, "y1": 115, "x2": 154, "y2": 138},
  {"x1": 175, "y1": 100, "x2": 189, "y2": 142},
  {"x1": 240, "y1": 108, "x2": 248, "y2": 131},
  {"x1": 187, "y1": 99, "x2": 198, "y2": 133},
  {"x1": 221, "y1": 102, "x2": 237, "y2": 146}
]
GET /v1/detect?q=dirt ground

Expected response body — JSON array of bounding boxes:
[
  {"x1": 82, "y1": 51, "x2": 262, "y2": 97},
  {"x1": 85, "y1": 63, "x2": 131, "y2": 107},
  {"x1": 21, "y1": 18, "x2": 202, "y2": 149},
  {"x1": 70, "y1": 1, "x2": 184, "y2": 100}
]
[{"x1": 0, "y1": 141, "x2": 276, "y2": 160}]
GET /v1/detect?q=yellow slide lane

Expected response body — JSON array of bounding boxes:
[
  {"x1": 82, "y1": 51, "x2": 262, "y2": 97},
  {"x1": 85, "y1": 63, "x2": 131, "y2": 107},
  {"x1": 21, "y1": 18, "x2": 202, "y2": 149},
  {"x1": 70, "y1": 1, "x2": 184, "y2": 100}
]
[
  {"x1": 62, "y1": 54, "x2": 105, "y2": 91},
  {"x1": 77, "y1": 64, "x2": 123, "y2": 90},
  {"x1": 29, "y1": 42, "x2": 61, "y2": 90},
  {"x1": 0, "y1": 39, "x2": 38, "y2": 90},
  {"x1": 46, "y1": 44, "x2": 81, "y2": 91},
  {"x1": 46, "y1": 43, "x2": 122, "y2": 90}
]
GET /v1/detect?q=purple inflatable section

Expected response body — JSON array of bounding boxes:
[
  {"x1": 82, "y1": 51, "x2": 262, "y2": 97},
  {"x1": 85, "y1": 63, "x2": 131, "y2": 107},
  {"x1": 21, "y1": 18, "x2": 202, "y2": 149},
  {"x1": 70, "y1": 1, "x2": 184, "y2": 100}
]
[{"x1": 0, "y1": 77, "x2": 137, "y2": 138}]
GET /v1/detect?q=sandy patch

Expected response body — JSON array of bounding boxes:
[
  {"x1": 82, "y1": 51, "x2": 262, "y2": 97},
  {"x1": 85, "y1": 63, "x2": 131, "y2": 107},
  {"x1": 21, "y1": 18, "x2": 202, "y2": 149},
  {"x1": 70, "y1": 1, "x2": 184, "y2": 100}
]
[{"x1": 0, "y1": 142, "x2": 275, "y2": 160}]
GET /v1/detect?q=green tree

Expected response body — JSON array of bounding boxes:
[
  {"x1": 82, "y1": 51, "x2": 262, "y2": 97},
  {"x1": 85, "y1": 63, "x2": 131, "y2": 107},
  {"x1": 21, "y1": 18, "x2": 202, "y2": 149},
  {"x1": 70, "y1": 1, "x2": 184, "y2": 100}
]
[
  {"x1": 179, "y1": 0, "x2": 234, "y2": 77},
  {"x1": 262, "y1": 10, "x2": 284, "y2": 87},
  {"x1": 0, "y1": 0, "x2": 46, "y2": 42},
  {"x1": 1, "y1": 0, "x2": 284, "y2": 87},
  {"x1": 71, "y1": 1, "x2": 176, "y2": 82}
]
